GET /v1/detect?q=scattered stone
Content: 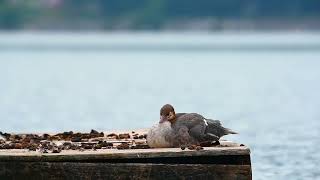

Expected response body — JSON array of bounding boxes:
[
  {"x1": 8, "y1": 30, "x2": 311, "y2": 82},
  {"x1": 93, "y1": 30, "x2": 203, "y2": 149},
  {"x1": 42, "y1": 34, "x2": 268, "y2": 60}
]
[
  {"x1": 28, "y1": 144, "x2": 38, "y2": 151},
  {"x1": 14, "y1": 143, "x2": 23, "y2": 149},
  {"x1": 131, "y1": 144, "x2": 150, "y2": 149},
  {"x1": 1, "y1": 130, "x2": 225, "y2": 152},
  {"x1": 44, "y1": 133, "x2": 51, "y2": 139},
  {"x1": 199, "y1": 141, "x2": 212, "y2": 147},
  {"x1": 1, "y1": 143, "x2": 10, "y2": 149},
  {"x1": 54, "y1": 131, "x2": 74, "y2": 140},
  {"x1": 89, "y1": 130, "x2": 104, "y2": 138},
  {"x1": 49, "y1": 136, "x2": 61, "y2": 141},
  {"x1": 117, "y1": 143, "x2": 130, "y2": 150},
  {"x1": 12, "y1": 135, "x2": 22, "y2": 141},
  {"x1": 71, "y1": 137, "x2": 82, "y2": 142},
  {"x1": 133, "y1": 134, "x2": 139, "y2": 139},
  {"x1": 63, "y1": 142, "x2": 72, "y2": 146},
  {"x1": 98, "y1": 141, "x2": 113, "y2": 148},
  {"x1": 119, "y1": 133, "x2": 130, "y2": 139},
  {"x1": 82, "y1": 143, "x2": 94, "y2": 149},
  {"x1": 196, "y1": 146, "x2": 204, "y2": 151},
  {"x1": 107, "y1": 133, "x2": 119, "y2": 139},
  {"x1": 187, "y1": 145, "x2": 197, "y2": 150},
  {"x1": 186, "y1": 145, "x2": 203, "y2": 151},
  {"x1": 21, "y1": 142, "x2": 29, "y2": 149},
  {"x1": 52, "y1": 147, "x2": 61, "y2": 153},
  {"x1": 94, "y1": 144, "x2": 102, "y2": 149},
  {"x1": 90, "y1": 129, "x2": 99, "y2": 134},
  {"x1": 104, "y1": 146, "x2": 113, "y2": 149},
  {"x1": 70, "y1": 144, "x2": 79, "y2": 150},
  {"x1": 64, "y1": 131, "x2": 74, "y2": 136},
  {"x1": 0, "y1": 132, "x2": 11, "y2": 140},
  {"x1": 30, "y1": 138, "x2": 41, "y2": 144},
  {"x1": 91, "y1": 137, "x2": 104, "y2": 142}
]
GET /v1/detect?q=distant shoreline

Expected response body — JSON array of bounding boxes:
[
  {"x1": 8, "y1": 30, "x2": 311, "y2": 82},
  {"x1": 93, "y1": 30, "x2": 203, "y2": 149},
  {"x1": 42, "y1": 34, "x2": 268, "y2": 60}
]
[{"x1": 2, "y1": 18, "x2": 320, "y2": 32}]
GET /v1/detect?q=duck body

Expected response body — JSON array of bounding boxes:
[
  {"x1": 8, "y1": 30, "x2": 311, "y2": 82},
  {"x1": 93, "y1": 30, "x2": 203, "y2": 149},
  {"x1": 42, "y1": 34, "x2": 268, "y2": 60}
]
[
  {"x1": 173, "y1": 113, "x2": 237, "y2": 145},
  {"x1": 147, "y1": 104, "x2": 238, "y2": 148},
  {"x1": 160, "y1": 104, "x2": 237, "y2": 147}
]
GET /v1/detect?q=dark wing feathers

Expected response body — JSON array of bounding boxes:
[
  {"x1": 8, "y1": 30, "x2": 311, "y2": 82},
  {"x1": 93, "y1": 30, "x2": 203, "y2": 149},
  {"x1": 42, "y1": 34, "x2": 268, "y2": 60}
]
[
  {"x1": 173, "y1": 113, "x2": 237, "y2": 145},
  {"x1": 205, "y1": 119, "x2": 238, "y2": 136}
]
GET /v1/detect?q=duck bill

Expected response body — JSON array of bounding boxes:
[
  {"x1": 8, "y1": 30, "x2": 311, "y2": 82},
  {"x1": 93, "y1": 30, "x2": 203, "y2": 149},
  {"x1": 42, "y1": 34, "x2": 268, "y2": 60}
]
[{"x1": 159, "y1": 115, "x2": 167, "y2": 123}]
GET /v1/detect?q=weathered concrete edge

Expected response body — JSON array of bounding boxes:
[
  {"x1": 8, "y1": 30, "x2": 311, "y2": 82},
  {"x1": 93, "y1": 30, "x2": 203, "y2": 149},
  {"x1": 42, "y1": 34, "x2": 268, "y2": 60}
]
[{"x1": 0, "y1": 146, "x2": 250, "y2": 162}]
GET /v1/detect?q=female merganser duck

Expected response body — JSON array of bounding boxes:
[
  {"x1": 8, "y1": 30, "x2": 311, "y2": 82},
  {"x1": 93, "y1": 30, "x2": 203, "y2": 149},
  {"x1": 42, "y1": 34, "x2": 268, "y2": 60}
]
[{"x1": 147, "y1": 104, "x2": 237, "y2": 148}]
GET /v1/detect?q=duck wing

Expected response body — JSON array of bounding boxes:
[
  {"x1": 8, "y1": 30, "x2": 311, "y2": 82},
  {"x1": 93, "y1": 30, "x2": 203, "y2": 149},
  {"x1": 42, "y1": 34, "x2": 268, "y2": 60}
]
[
  {"x1": 174, "y1": 113, "x2": 205, "y2": 129},
  {"x1": 173, "y1": 113, "x2": 210, "y2": 143}
]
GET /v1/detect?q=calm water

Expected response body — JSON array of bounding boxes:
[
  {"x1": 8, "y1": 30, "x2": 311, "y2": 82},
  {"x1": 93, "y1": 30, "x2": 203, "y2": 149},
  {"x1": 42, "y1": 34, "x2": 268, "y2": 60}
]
[{"x1": 0, "y1": 32, "x2": 320, "y2": 179}]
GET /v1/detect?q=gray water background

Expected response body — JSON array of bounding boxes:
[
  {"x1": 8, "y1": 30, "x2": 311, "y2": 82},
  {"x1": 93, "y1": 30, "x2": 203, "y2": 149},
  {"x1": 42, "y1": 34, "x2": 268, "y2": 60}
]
[{"x1": 0, "y1": 32, "x2": 320, "y2": 179}]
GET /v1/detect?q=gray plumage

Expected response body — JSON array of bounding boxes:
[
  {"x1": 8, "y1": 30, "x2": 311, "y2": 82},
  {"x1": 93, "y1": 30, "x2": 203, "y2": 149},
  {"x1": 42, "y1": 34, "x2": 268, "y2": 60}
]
[{"x1": 172, "y1": 113, "x2": 237, "y2": 146}]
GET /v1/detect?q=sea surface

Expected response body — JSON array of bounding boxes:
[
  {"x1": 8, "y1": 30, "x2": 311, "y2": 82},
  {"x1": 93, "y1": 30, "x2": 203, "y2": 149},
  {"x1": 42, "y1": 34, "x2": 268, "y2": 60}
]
[{"x1": 0, "y1": 32, "x2": 320, "y2": 179}]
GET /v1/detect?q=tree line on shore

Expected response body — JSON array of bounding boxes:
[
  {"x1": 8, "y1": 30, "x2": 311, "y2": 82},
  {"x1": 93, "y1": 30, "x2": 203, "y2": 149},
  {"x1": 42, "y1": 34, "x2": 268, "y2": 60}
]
[{"x1": 1, "y1": 0, "x2": 319, "y2": 30}]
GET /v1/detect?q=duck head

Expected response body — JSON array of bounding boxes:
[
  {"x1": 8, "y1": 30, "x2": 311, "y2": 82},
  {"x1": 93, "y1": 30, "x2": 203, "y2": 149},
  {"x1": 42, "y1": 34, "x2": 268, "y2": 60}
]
[{"x1": 159, "y1": 104, "x2": 176, "y2": 123}]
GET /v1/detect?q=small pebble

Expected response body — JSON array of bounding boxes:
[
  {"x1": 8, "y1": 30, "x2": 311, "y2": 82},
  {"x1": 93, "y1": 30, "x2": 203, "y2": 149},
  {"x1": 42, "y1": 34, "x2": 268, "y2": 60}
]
[
  {"x1": 71, "y1": 144, "x2": 79, "y2": 150},
  {"x1": 14, "y1": 143, "x2": 23, "y2": 149},
  {"x1": 199, "y1": 141, "x2": 212, "y2": 147},
  {"x1": 117, "y1": 143, "x2": 130, "y2": 150},
  {"x1": 98, "y1": 141, "x2": 113, "y2": 147},
  {"x1": 187, "y1": 145, "x2": 197, "y2": 150},
  {"x1": 52, "y1": 147, "x2": 61, "y2": 153},
  {"x1": 131, "y1": 144, "x2": 150, "y2": 149},
  {"x1": 63, "y1": 142, "x2": 72, "y2": 146},
  {"x1": 107, "y1": 133, "x2": 119, "y2": 139},
  {"x1": 0, "y1": 139, "x2": 5, "y2": 144},
  {"x1": 82, "y1": 144, "x2": 93, "y2": 149},
  {"x1": 71, "y1": 137, "x2": 82, "y2": 142},
  {"x1": 28, "y1": 144, "x2": 38, "y2": 151},
  {"x1": 90, "y1": 129, "x2": 99, "y2": 134},
  {"x1": 94, "y1": 144, "x2": 102, "y2": 149},
  {"x1": 118, "y1": 133, "x2": 130, "y2": 139}
]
